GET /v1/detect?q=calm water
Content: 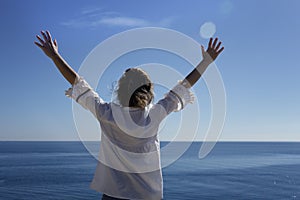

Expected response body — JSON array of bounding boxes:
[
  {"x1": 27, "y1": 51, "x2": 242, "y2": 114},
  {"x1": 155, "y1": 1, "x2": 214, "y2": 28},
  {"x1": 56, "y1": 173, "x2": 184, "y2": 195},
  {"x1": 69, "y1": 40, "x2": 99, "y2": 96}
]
[{"x1": 0, "y1": 142, "x2": 299, "y2": 199}]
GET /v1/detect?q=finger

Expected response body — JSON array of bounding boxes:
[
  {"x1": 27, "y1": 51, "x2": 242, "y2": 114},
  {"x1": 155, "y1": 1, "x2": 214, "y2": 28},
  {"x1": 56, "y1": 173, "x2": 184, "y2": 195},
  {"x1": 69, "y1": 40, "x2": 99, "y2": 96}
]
[
  {"x1": 36, "y1": 35, "x2": 45, "y2": 44},
  {"x1": 53, "y1": 39, "x2": 57, "y2": 47},
  {"x1": 201, "y1": 45, "x2": 205, "y2": 53},
  {"x1": 216, "y1": 46, "x2": 224, "y2": 54},
  {"x1": 41, "y1": 31, "x2": 48, "y2": 42},
  {"x1": 34, "y1": 41, "x2": 43, "y2": 48},
  {"x1": 212, "y1": 38, "x2": 218, "y2": 48},
  {"x1": 215, "y1": 41, "x2": 222, "y2": 51},
  {"x1": 46, "y1": 30, "x2": 52, "y2": 42},
  {"x1": 208, "y1": 38, "x2": 213, "y2": 49}
]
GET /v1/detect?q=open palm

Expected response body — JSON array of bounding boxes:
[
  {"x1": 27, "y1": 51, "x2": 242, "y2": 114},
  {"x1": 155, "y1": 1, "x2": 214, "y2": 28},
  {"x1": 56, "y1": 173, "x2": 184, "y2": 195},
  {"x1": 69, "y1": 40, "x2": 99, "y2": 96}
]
[
  {"x1": 35, "y1": 30, "x2": 58, "y2": 58},
  {"x1": 201, "y1": 37, "x2": 224, "y2": 63}
]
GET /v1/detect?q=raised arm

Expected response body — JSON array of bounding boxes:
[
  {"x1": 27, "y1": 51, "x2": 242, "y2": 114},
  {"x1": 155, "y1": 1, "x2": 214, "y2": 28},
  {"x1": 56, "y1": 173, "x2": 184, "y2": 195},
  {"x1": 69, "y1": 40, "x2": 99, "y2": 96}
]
[
  {"x1": 183, "y1": 37, "x2": 224, "y2": 88},
  {"x1": 35, "y1": 30, "x2": 78, "y2": 85}
]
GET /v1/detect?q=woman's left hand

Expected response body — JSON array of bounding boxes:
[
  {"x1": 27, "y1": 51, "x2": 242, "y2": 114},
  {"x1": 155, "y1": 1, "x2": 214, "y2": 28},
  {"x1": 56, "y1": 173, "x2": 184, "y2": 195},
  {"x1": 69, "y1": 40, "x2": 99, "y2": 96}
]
[{"x1": 201, "y1": 37, "x2": 224, "y2": 63}]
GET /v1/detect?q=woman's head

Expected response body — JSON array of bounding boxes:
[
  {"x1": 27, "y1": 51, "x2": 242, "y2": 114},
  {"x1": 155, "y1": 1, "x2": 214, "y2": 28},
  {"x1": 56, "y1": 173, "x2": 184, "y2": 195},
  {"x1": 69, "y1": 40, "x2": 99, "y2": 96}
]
[{"x1": 116, "y1": 68, "x2": 154, "y2": 108}]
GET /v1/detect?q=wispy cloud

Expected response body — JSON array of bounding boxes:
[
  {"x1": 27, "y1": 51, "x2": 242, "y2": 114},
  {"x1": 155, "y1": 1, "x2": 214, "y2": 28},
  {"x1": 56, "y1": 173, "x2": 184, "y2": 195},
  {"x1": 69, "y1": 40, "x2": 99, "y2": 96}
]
[
  {"x1": 61, "y1": 8, "x2": 175, "y2": 28},
  {"x1": 97, "y1": 17, "x2": 150, "y2": 27},
  {"x1": 80, "y1": 7, "x2": 103, "y2": 15}
]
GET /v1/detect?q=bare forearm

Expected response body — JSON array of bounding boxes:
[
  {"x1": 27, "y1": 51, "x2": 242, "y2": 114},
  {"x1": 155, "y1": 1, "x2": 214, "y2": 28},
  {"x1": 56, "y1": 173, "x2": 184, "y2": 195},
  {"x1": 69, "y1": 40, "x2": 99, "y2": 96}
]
[
  {"x1": 183, "y1": 38, "x2": 224, "y2": 88},
  {"x1": 183, "y1": 60, "x2": 210, "y2": 88},
  {"x1": 35, "y1": 30, "x2": 78, "y2": 85},
  {"x1": 51, "y1": 53, "x2": 78, "y2": 85}
]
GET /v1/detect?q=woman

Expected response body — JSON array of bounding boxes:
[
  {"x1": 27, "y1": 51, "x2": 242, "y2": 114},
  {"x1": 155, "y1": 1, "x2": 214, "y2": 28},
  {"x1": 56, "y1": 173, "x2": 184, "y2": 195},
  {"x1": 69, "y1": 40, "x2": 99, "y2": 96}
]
[{"x1": 35, "y1": 30, "x2": 224, "y2": 200}]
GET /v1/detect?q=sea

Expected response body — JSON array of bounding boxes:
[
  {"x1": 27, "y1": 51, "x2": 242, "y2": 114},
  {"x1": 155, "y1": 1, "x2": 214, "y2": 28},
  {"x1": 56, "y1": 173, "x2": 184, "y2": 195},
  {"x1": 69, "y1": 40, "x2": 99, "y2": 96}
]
[{"x1": 0, "y1": 142, "x2": 299, "y2": 200}]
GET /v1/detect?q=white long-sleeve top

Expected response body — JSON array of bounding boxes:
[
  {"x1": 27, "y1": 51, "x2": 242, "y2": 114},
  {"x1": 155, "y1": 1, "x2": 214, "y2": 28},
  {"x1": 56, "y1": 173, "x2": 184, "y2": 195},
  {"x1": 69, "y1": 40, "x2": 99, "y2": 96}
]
[{"x1": 65, "y1": 77, "x2": 193, "y2": 200}]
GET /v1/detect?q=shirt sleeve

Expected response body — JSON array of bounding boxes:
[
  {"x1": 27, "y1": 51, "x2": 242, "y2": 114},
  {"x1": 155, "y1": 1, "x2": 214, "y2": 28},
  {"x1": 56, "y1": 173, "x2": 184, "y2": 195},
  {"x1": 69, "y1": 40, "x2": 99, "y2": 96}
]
[
  {"x1": 65, "y1": 76, "x2": 109, "y2": 119},
  {"x1": 169, "y1": 80, "x2": 194, "y2": 111},
  {"x1": 149, "y1": 81, "x2": 194, "y2": 123}
]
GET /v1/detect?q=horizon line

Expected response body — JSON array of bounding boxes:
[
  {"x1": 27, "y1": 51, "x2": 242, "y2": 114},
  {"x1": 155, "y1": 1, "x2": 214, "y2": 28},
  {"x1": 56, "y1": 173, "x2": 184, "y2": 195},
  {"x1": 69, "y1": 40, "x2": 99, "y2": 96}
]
[{"x1": 1, "y1": 140, "x2": 300, "y2": 143}]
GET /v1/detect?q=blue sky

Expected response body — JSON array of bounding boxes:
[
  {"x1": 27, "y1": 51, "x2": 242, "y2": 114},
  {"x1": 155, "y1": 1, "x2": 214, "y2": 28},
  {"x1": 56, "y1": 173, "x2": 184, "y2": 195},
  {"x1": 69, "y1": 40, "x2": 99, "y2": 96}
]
[{"x1": 0, "y1": 0, "x2": 299, "y2": 141}]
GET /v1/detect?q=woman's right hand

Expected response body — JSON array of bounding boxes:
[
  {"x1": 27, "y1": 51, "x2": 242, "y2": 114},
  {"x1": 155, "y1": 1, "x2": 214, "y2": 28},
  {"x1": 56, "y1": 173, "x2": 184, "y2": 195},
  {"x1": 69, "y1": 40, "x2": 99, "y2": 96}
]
[{"x1": 35, "y1": 30, "x2": 58, "y2": 59}]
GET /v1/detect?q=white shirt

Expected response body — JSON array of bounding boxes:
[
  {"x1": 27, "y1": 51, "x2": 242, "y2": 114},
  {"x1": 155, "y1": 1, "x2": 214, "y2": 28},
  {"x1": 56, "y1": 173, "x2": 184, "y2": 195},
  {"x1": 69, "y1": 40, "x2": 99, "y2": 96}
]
[{"x1": 65, "y1": 77, "x2": 193, "y2": 200}]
